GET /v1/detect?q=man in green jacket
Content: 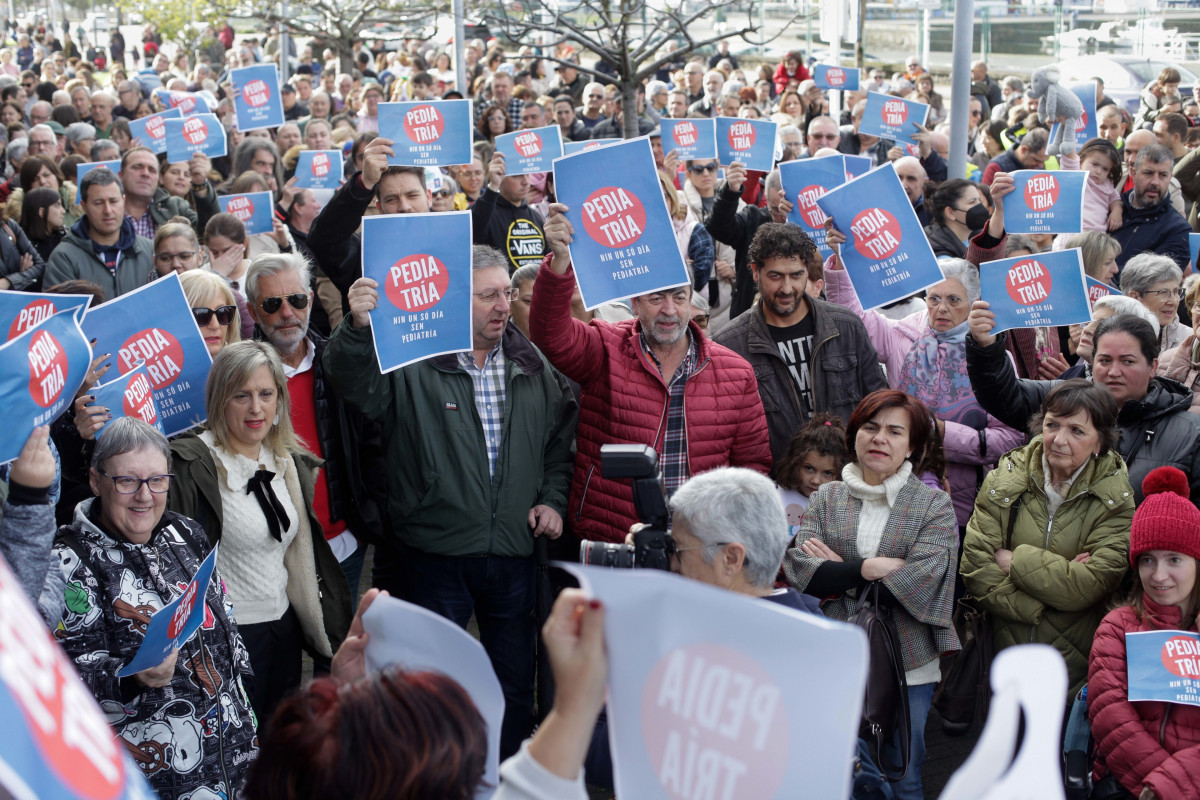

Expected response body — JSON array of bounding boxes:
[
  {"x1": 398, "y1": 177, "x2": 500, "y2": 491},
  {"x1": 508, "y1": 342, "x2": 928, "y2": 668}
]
[{"x1": 324, "y1": 244, "x2": 578, "y2": 760}]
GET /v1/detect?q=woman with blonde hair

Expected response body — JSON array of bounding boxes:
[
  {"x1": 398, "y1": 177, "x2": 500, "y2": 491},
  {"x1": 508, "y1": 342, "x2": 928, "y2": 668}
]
[
  {"x1": 168, "y1": 340, "x2": 352, "y2": 726},
  {"x1": 660, "y1": 170, "x2": 714, "y2": 290},
  {"x1": 180, "y1": 268, "x2": 242, "y2": 357}
]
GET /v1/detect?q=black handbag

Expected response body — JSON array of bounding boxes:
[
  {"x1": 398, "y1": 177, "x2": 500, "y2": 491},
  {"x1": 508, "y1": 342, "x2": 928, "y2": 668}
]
[
  {"x1": 849, "y1": 580, "x2": 910, "y2": 782},
  {"x1": 933, "y1": 496, "x2": 1022, "y2": 735}
]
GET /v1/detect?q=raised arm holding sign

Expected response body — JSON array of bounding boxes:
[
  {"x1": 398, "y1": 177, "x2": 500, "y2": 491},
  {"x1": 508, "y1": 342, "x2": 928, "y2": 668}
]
[{"x1": 379, "y1": 99, "x2": 473, "y2": 167}]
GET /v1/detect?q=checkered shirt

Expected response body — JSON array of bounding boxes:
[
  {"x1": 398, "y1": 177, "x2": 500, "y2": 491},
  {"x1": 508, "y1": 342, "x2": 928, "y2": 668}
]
[
  {"x1": 128, "y1": 210, "x2": 156, "y2": 241},
  {"x1": 641, "y1": 331, "x2": 698, "y2": 496},
  {"x1": 459, "y1": 344, "x2": 508, "y2": 480}
]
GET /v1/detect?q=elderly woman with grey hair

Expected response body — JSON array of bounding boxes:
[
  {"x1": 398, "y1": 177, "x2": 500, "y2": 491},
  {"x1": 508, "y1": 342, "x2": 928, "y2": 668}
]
[
  {"x1": 51, "y1": 417, "x2": 260, "y2": 799},
  {"x1": 824, "y1": 249, "x2": 1025, "y2": 528},
  {"x1": 64, "y1": 121, "x2": 96, "y2": 157},
  {"x1": 1121, "y1": 252, "x2": 1191, "y2": 353}
]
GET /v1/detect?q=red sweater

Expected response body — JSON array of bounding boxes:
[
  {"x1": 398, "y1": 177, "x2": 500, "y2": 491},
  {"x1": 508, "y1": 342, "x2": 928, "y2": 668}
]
[
  {"x1": 1089, "y1": 598, "x2": 1200, "y2": 799},
  {"x1": 528, "y1": 258, "x2": 772, "y2": 542}
]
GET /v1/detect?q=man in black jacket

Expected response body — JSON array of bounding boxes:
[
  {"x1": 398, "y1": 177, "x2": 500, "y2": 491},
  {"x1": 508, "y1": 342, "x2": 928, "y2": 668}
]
[
  {"x1": 245, "y1": 251, "x2": 388, "y2": 599},
  {"x1": 706, "y1": 162, "x2": 793, "y2": 319},
  {"x1": 1112, "y1": 143, "x2": 1191, "y2": 274},
  {"x1": 472, "y1": 150, "x2": 545, "y2": 272},
  {"x1": 715, "y1": 223, "x2": 886, "y2": 465},
  {"x1": 306, "y1": 136, "x2": 431, "y2": 298}
]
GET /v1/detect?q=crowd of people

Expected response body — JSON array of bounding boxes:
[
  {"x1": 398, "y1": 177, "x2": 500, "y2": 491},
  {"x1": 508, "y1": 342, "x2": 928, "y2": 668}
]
[{"x1": 2, "y1": 14, "x2": 1200, "y2": 800}]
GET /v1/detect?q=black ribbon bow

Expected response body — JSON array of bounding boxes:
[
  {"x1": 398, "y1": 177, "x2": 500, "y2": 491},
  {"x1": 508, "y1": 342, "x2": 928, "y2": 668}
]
[{"x1": 246, "y1": 469, "x2": 290, "y2": 542}]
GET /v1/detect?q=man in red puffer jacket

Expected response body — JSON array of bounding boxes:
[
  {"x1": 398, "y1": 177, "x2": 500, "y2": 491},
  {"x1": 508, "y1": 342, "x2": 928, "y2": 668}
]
[{"x1": 530, "y1": 203, "x2": 772, "y2": 544}]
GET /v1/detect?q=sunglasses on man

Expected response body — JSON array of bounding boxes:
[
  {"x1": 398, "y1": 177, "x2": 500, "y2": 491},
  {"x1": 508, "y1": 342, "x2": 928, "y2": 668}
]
[{"x1": 259, "y1": 293, "x2": 309, "y2": 314}]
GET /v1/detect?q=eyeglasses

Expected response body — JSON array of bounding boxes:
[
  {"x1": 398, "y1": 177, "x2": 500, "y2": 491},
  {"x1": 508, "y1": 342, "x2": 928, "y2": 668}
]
[
  {"x1": 155, "y1": 249, "x2": 197, "y2": 265},
  {"x1": 474, "y1": 288, "x2": 519, "y2": 303},
  {"x1": 689, "y1": 163, "x2": 719, "y2": 173},
  {"x1": 101, "y1": 472, "x2": 174, "y2": 494},
  {"x1": 434, "y1": 189, "x2": 454, "y2": 197},
  {"x1": 192, "y1": 305, "x2": 237, "y2": 326},
  {"x1": 259, "y1": 293, "x2": 309, "y2": 313},
  {"x1": 926, "y1": 293, "x2": 966, "y2": 308},
  {"x1": 669, "y1": 540, "x2": 732, "y2": 566},
  {"x1": 1141, "y1": 287, "x2": 1185, "y2": 300},
  {"x1": 691, "y1": 313, "x2": 710, "y2": 329},
  {"x1": 808, "y1": 132, "x2": 839, "y2": 141}
]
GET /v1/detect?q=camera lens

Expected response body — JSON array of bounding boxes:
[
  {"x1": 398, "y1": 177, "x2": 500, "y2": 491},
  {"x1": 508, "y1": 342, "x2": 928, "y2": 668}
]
[{"x1": 579, "y1": 540, "x2": 636, "y2": 569}]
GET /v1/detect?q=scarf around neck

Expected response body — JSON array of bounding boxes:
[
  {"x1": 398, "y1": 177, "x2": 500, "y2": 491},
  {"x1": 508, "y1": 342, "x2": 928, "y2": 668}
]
[{"x1": 898, "y1": 318, "x2": 979, "y2": 424}]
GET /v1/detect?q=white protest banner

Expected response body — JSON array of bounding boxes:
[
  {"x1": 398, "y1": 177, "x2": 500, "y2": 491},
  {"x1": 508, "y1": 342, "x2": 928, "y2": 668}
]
[
  {"x1": 363, "y1": 594, "x2": 505, "y2": 798},
  {"x1": 562, "y1": 564, "x2": 867, "y2": 800}
]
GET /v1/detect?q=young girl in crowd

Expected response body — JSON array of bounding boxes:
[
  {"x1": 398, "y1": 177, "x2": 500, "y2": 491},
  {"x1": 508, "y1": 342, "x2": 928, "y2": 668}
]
[
  {"x1": 775, "y1": 414, "x2": 848, "y2": 533},
  {"x1": 1088, "y1": 466, "x2": 1200, "y2": 800},
  {"x1": 1061, "y1": 137, "x2": 1123, "y2": 240}
]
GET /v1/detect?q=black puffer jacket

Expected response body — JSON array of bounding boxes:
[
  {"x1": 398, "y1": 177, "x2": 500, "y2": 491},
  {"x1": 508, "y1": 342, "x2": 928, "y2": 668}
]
[
  {"x1": 966, "y1": 331, "x2": 1200, "y2": 505},
  {"x1": 923, "y1": 222, "x2": 968, "y2": 260},
  {"x1": 706, "y1": 181, "x2": 774, "y2": 319},
  {"x1": 53, "y1": 502, "x2": 258, "y2": 799}
]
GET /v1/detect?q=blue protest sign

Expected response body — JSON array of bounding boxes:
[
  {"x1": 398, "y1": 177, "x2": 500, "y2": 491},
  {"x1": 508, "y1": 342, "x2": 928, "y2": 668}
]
[
  {"x1": 75, "y1": 159, "x2": 121, "y2": 204},
  {"x1": 0, "y1": 307, "x2": 91, "y2": 465},
  {"x1": 554, "y1": 137, "x2": 691, "y2": 309},
  {"x1": 116, "y1": 544, "x2": 219, "y2": 678},
  {"x1": 716, "y1": 117, "x2": 778, "y2": 173},
  {"x1": 1190, "y1": 232, "x2": 1200, "y2": 271},
  {"x1": 495, "y1": 125, "x2": 563, "y2": 176},
  {"x1": 231, "y1": 64, "x2": 285, "y2": 130},
  {"x1": 164, "y1": 113, "x2": 227, "y2": 163},
  {"x1": 380, "y1": 99, "x2": 474, "y2": 168},
  {"x1": 844, "y1": 154, "x2": 872, "y2": 179},
  {"x1": 1087, "y1": 276, "x2": 1118, "y2": 309},
  {"x1": 362, "y1": 211, "x2": 473, "y2": 373},
  {"x1": 80, "y1": 272, "x2": 212, "y2": 436},
  {"x1": 88, "y1": 364, "x2": 165, "y2": 438},
  {"x1": 813, "y1": 64, "x2": 860, "y2": 91},
  {"x1": 1049, "y1": 82, "x2": 1099, "y2": 153},
  {"x1": 563, "y1": 139, "x2": 618, "y2": 155},
  {"x1": 660, "y1": 117, "x2": 717, "y2": 161},
  {"x1": 1004, "y1": 170, "x2": 1087, "y2": 234},
  {"x1": 219, "y1": 191, "x2": 275, "y2": 234},
  {"x1": 0, "y1": 550, "x2": 155, "y2": 800},
  {"x1": 859, "y1": 91, "x2": 929, "y2": 142},
  {"x1": 780, "y1": 155, "x2": 846, "y2": 259},
  {"x1": 153, "y1": 88, "x2": 216, "y2": 115},
  {"x1": 0, "y1": 290, "x2": 91, "y2": 341},
  {"x1": 815, "y1": 164, "x2": 944, "y2": 311},
  {"x1": 1126, "y1": 630, "x2": 1200, "y2": 707},
  {"x1": 980, "y1": 248, "x2": 1092, "y2": 333},
  {"x1": 294, "y1": 149, "x2": 344, "y2": 190},
  {"x1": 127, "y1": 106, "x2": 181, "y2": 156}
]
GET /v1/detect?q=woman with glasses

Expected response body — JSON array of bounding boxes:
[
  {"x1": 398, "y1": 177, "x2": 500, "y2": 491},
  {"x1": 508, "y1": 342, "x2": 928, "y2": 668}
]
[
  {"x1": 1122, "y1": 253, "x2": 1191, "y2": 353},
  {"x1": 825, "y1": 220, "x2": 1024, "y2": 532},
  {"x1": 475, "y1": 104, "x2": 511, "y2": 145},
  {"x1": 431, "y1": 174, "x2": 462, "y2": 212},
  {"x1": 168, "y1": 341, "x2": 352, "y2": 725},
  {"x1": 1157, "y1": 279, "x2": 1200, "y2": 414},
  {"x1": 52, "y1": 417, "x2": 260, "y2": 799},
  {"x1": 182, "y1": 269, "x2": 242, "y2": 357}
]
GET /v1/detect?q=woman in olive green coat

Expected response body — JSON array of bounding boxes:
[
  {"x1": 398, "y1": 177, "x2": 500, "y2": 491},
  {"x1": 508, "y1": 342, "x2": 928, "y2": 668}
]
[{"x1": 961, "y1": 379, "x2": 1134, "y2": 698}]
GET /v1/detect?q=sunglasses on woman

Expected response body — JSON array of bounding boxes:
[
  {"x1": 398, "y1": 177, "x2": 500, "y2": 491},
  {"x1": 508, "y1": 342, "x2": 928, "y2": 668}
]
[
  {"x1": 259, "y1": 293, "x2": 310, "y2": 313},
  {"x1": 192, "y1": 305, "x2": 237, "y2": 326}
]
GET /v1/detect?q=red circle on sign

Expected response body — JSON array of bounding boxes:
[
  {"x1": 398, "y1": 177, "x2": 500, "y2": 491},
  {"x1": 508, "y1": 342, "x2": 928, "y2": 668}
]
[
  {"x1": 672, "y1": 121, "x2": 698, "y2": 148},
  {"x1": 384, "y1": 254, "x2": 450, "y2": 312},
  {"x1": 8, "y1": 299, "x2": 56, "y2": 340},
  {"x1": 796, "y1": 184, "x2": 828, "y2": 230},
  {"x1": 1076, "y1": 111, "x2": 1088, "y2": 133},
  {"x1": 1005, "y1": 258, "x2": 1053, "y2": 306},
  {"x1": 168, "y1": 582, "x2": 197, "y2": 639},
  {"x1": 226, "y1": 195, "x2": 254, "y2": 222},
  {"x1": 146, "y1": 116, "x2": 166, "y2": 139},
  {"x1": 882, "y1": 99, "x2": 908, "y2": 126},
  {"x1": 311, "y1": 153, "x2": 330, "y2": 177},
  {"x1": 1023, "y1": 173, "x2": 1060, "y2": 211},
  {"x1": 122, "y1": 372, "x2": 157, "y2": 426},
  {"x1": 851, "y1": 208, "x2": 902, "y2": 260},
  {"x1": 1161, "y1": 635, "x2": 1200, "y2": 677},
  {"x1": 175, "y1": 94, "x2": 196, "y2": 114},
  {"x1": 183, "y1": 118, "x2": 208, "y2": 145},
  {"x1": 27, "y1": 329, "x2": 67, "y2": 409},
  {"x1": 119, "y1": 328, "x2": 185, "y2": 391},
  {"x1": 403, "y1": 104, "x2": 445, "y2": 143},
  {"x1": 244, "y1": 79, "x2": 270, "y2": 108},
  {"x1": 726, "y1": 120, "x2": 756, "y2": 149},
  {"x1": 513, "y1": 131, "x2": 542, "y2": 157},
  {"x1": 581, "y1": 186, "x2": 647, "y2": 249},
  {"x1": 827, "y1": 68, "x2": 846, "y2": 87}
]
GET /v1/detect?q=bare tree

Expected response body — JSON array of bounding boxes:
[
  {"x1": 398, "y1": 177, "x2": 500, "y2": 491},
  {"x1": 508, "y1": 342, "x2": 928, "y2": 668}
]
[
  {"x1": 219, "y1": 0, "x2": 447, "y2": 73},
  {"x1": 483, "y1": 0, "x2": 799, "y2": 140}
]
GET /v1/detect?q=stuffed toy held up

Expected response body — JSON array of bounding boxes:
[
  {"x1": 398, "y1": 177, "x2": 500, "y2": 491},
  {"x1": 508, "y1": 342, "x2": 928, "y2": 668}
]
[{"x1": 1027, "y1": 64, "x2": 1084, "y2": 156}]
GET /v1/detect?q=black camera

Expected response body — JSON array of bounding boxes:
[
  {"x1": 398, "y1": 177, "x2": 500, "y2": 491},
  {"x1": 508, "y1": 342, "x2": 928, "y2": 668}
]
[{"x1": 579, "y1": 444, "x2": 672, "y2": 570}]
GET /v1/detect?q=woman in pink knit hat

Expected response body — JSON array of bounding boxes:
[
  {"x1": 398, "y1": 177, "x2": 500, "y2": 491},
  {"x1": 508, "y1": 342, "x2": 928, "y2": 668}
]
[{"x1": 1088, "y1": 466, "x2": 1200, "y2": 800}]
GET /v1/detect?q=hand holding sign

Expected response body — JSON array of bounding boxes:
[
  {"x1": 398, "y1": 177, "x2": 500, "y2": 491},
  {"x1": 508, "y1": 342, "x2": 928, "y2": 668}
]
[
  {"x1": 544, "y1": 202, "x2": 575, "y2": 274},
  {"x1": 134, "y1": 648, "x2": 178, "y2": 688},
  {"x1": 8, "y1": 425, "x2": 54, "y2": 491}
]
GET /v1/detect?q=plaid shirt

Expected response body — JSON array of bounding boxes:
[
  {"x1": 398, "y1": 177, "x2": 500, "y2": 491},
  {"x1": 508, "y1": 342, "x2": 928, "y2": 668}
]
[
  {"x1": 459, "y1": 344, "x2": 508, "y2": 480},
  {"x1": 128, "y1": 210, "x2": 156, "y2": 241},
  {"x1": 641, "y1": 331, "x2": 697, "y2": 496},
  {"x1": 474, "y1": 96, "x2": 525, "y2": 131}
]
